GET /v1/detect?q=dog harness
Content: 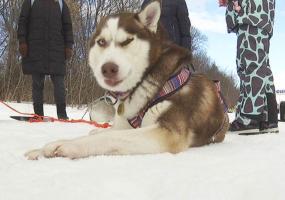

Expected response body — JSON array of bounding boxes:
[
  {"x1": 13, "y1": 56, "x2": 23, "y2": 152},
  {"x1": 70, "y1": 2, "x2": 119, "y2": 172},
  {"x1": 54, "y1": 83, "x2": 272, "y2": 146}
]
[
  {"x1": 128, "y1": 67, "x2": 192, "y2": 128},
  {"x1": 107, "y1": 66, "x2": 228, "y2": 129}
]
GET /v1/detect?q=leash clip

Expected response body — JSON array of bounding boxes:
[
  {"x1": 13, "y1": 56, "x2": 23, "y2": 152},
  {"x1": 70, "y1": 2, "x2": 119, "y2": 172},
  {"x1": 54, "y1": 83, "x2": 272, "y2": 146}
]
[{"x1": 103, "y1": 91, "x2": 118, "y2": 106}]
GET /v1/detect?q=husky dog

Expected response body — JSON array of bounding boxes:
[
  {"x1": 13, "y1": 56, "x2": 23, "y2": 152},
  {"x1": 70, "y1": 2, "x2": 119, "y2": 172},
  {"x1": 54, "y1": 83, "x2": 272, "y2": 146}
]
[{"x1": 25, "y1": 0, "x2": 229, "y2": 160}]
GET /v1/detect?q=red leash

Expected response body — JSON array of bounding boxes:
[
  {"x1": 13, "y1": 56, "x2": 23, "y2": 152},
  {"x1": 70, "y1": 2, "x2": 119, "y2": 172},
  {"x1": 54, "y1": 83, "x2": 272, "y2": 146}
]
[{"x1": 0, "y1": 100, "x2": 110, "y2": 128}]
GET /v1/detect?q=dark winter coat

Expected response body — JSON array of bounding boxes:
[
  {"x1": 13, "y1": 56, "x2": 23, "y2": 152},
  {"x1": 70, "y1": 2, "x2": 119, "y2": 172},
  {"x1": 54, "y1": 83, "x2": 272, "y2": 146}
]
[
  {"x1": 17, "y1": 0, "x2": 74, "y2": 75},
  {"x1": 142, "y1": 0, "x2": 191, "y2": 50}
]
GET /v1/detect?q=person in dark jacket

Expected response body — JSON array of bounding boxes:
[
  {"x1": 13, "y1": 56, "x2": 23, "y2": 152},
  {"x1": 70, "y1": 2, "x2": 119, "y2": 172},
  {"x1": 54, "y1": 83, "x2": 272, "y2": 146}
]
[
  {"x1": 141, "y1": 0, "x2": 191, "y2": 50},
  {"x1": 17, "y1": 0, "x2": 74, "y2": 119}
]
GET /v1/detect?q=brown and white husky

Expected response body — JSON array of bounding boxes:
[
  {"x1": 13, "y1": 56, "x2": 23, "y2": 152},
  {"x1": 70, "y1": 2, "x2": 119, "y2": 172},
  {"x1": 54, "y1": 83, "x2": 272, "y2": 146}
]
[{"x1": 25, "y1": 0, "x2": 229, "y2": 160}]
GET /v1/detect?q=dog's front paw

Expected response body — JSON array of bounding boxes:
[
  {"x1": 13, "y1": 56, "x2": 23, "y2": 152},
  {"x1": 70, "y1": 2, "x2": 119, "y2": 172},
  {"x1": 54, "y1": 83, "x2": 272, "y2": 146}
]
[
  {"x1": 53, "y1": 142, "x2": 87, "y2": 159},
  {"x1": 24, "y1": 149, "x2": 42, "y2": 160},
  {"x1": 42, "y1": 140, "x2": 69, "y2": 158}
]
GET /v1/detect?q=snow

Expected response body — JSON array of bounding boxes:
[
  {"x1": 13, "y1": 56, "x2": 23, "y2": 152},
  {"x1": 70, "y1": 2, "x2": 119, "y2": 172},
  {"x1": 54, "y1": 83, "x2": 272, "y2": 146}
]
[{"x1": 0, "y1": 102, "x2": 285, "y2": 200}]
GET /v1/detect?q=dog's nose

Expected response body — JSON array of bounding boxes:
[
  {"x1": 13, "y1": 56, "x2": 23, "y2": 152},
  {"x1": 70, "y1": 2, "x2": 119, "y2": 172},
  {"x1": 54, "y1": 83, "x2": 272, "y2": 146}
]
[{"x1": 101, "y1": 62, "x2": 119, "y2": 79}]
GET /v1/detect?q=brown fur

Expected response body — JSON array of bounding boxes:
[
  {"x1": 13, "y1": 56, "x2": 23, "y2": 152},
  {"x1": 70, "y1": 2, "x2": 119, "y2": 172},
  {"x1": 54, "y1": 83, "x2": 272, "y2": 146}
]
[
  {"x1": 156, "y1": 74, "x2": 228, "y2": 148},
  {"x1": 93, "y1": 2, "x2": 228, "y2": 148},
  {"x1": 24, "y1": 0, "x2": 229, "y2": 160},
  {"x1": 116, "y1": 21, "x2": 228, "y2": 148}
]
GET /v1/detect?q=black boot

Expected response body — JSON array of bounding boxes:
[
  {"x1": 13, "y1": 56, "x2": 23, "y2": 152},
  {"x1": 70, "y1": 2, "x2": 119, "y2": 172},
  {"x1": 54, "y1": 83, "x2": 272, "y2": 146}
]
[
  {"x1": 266, "y1": 93, "x2": 278, "y2": 124},
  {"x1": 260, "y1": 93, "x2": 279, "y2": 133},
  {"x1": 33, "y1": 103, "x2": 44, "y2": 116},
  {"x1": 56, "y1": 103, "x2": 69, "y2": 120}
]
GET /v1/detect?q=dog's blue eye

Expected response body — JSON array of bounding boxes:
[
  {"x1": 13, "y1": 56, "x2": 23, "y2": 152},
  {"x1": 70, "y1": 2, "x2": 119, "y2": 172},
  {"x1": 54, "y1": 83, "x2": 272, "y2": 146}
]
[
  {"x1": 97, "y1": 39, "x2": 107, "y2": 47},
  {"x1": 120, "y1": 38, "x2": 134, "y2": 47}
]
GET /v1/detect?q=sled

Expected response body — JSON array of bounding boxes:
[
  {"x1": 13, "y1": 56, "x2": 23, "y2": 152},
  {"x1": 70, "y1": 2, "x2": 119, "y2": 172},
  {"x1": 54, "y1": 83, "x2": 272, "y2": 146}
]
[
  {"x1": 10, "y1": 116, "x2": 52, "y2": 122},
  {"x1": 238, "y1": 130, "x2": 279, "y2": 135}
]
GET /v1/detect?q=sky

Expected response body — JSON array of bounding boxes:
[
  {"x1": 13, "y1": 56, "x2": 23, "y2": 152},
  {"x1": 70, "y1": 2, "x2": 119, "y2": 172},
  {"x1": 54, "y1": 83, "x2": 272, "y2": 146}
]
[{"x1": 186, "y1": 0, "x2": 285, "y2": 90}]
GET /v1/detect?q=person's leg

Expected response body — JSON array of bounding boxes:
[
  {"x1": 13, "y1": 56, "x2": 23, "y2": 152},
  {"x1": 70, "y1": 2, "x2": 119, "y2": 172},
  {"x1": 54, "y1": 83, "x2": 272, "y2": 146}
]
[
  {"x1": 231, "y1": 25, "x2": 271, "y2": 132},
  {"x1": 32, "y1": 74, "x2": 45, "y2": 116},
  {"x1": 239, "y1": 27, "x2": 278, "y2": 133},
  {"x1": 261, "y1": 39, "x2": 278, "y2": 132},
  {"x1": 50, "y1": 75, "x2": 68, "y2": 119}
]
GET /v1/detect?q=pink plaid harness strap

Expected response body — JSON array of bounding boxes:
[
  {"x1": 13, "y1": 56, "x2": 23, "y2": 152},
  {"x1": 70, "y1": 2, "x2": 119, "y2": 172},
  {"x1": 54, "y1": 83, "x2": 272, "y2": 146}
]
[
  {"x1": 106, "y1": 67, "x2": 228, "y2": 129},
  {"x1": 128, "y1": 67, "x2": 192, "y2": 128},
  {"x1": 213, "y1": 80, "x2": 229, "y2": 113}
]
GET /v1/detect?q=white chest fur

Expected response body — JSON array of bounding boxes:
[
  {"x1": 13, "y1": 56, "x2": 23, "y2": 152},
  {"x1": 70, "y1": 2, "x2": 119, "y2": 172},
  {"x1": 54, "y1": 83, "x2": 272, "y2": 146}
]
[{"x1": 141, "y1": 100, "x2": 172, "y2": 127}]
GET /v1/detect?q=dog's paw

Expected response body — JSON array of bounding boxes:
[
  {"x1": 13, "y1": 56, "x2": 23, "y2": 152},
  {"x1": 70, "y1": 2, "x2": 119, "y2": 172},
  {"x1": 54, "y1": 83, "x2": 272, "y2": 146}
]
[
  {"x1": 42, "y1": 140, "x2": 69, "y2": 158},
  {"x1": 24, "y1": 149, "x2": 42, "y2": 160},
  {"x1": 53, "y1": 142, "x2": 87, "y2": 159}
]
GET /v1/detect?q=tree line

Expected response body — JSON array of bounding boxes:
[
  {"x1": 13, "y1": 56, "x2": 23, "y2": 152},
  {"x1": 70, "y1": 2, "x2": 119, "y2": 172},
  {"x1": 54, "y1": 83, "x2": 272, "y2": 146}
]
[{"x1": 0, "y1": 0, "x2": 239, "y2": 108}]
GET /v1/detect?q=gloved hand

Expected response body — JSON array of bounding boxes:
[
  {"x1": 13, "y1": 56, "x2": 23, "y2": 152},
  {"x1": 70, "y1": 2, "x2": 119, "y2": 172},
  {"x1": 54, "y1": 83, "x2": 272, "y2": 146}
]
[
  {"x1": 218, "y1": 0, "x2": 228, "y2": 7},
  {"x1": 19, "y1": 43, "x2": 28, "y2": 58},
  {"x1": 233, "y1": 1, "x2": 241, "y2": 12},
  {"x1": 65, "y1": 48, "x2": 73, "y2": 60}
]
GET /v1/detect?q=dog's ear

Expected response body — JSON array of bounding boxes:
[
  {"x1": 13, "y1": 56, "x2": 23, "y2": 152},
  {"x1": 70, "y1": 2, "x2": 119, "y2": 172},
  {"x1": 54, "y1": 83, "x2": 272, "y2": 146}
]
[{"x1": 138, "y1": 0, "x2": 161, "y2": 33}]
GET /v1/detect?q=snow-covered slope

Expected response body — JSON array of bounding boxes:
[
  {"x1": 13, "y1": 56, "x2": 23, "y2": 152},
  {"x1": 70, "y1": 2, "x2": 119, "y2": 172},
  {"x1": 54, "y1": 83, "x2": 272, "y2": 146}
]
[{"x1": 0, "y1": 102, "x2": 284, "y2": 200}]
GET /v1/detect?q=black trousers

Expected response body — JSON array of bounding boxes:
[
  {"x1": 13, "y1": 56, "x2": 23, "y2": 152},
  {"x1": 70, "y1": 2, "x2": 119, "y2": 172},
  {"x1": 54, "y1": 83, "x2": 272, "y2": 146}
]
[{"x1": 32, "y1": 74, "x2": 66, "y2": 105}]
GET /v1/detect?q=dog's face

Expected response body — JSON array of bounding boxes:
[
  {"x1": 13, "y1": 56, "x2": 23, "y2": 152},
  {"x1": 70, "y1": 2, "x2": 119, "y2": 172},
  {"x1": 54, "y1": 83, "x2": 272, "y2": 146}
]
[{"x1": 88, "y1": 1, "x2": 161, "y2": 92}]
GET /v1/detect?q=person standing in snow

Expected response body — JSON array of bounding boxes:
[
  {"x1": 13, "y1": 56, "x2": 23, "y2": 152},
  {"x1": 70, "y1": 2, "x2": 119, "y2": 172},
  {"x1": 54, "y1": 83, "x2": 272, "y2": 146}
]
[
  {"x1": 141, "y1": 0, "x2": 192, "y2": 51},
  {"x1": 219, "y1": 0, "x2": 278, "y2": 134},
  {"x1": 17, "y1": 0, "x2": 74, "y2": 119}
]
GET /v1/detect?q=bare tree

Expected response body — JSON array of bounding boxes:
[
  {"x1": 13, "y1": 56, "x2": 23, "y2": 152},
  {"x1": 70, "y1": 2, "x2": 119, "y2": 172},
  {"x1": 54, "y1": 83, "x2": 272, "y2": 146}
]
[
  {"x1": 191, "y1": 27, "x2": 207, "y2": 55},
  {"x1": 0, "y1": 0, "x2": 31, "y2": 101},
  {"x1": 0, "y1": 0, "x2": 238, "y2": 109},
  {"x1": 0, "y1": 0, "x2": 142, "y2": 104}
]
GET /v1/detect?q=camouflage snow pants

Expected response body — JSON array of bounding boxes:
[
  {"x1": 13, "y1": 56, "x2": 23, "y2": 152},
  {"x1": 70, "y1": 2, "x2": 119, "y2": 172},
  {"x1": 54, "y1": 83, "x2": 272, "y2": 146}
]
[{"x1": 235, "y1": 25, "x2": 276, "y2": 125}]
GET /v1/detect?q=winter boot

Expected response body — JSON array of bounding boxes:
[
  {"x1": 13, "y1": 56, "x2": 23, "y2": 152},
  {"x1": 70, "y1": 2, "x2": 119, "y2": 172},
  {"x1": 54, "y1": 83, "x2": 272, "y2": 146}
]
[
  {"x1": 229, "y1": 119, "x2": 260, "y2": 134},
  {"x1": 33, "y1": 103, "x2": 44, "y2": 120},
  {"x1": 56, "y1": 103, "x2": 69, "y2": 120},
  {"x1": 260, "y1": 93, "x2": 279, "y2": 133},
  {"x1": 33, "y1": 103, "x2": 44, "y2": 116}
]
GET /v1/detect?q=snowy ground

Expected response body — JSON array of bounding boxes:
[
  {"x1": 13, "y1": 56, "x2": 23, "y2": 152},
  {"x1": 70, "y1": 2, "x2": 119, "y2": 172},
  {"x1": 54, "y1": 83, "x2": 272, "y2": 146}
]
[{"x1": 0, "y1": 102, "x2": 285, "y2": 200}]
